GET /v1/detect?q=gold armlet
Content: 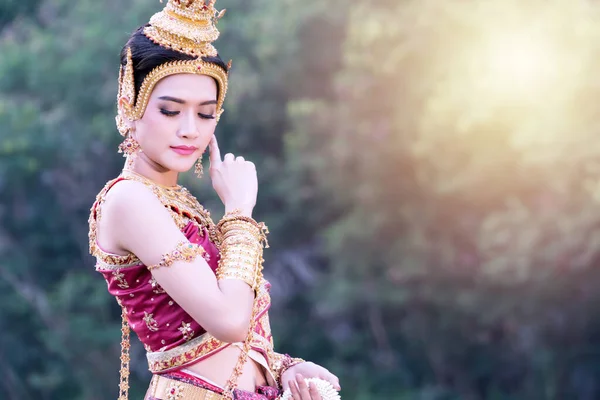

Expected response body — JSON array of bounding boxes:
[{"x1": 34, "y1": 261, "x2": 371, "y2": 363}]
[
  {"x1": 215, "y1": 211, "x2": 269, "y2": 291},
  {"x1": 147, "y1": 241, "x2": 206, "y2": 271}
]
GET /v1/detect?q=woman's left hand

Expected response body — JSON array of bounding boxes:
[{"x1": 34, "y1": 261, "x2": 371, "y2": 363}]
[{"x1": 281, "y1": 362, "x2": 341, "y2": 399}]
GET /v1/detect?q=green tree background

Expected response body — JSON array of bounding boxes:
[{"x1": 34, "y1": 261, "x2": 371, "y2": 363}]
[{"x1": 1, "y1": 0, "x2": 600, "y2": 399}]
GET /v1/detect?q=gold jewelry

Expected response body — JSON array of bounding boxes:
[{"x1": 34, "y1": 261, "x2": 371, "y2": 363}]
[
  {"x1": 118, "y1": 308, "x2": 131, "y2": 400},
  {"x1": 116, "y1": 47, "x2": 136, "y2": 135},
  {"x1": 195, "y1": 153, "x2": 204, "y2": 178},
  {"x1": 115, "y1": 114, "x2": 131, "y2": 136},
  {"x1": 118, "y1": 136, "x2": 141, "y2": 156},
  {"x1": 120, "y1": 57, "x2": 228, "y2": 123},
  {"x1": 116, "y1": 0, "x2": 229, "y2": 126},
  {"x1": 147, "y1": 241, "x2": 206, "y2": 271},
  {"x1": 215, "y1": 211, "x2": 269, "y2": 291},
  {"x1": 119, "y1": 170, "x2": 218, "y2": 244},
  {"x1": 145, "y1": 0, "x2": 225, "y2": 58},
  {"x1": 214, "y1": 210, "x2": 270, "y2": 397}
]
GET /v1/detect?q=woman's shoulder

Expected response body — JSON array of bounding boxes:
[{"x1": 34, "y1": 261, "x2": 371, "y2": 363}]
[{"x1": 103, "y1": 178, "x2": 168, "y2": 221}]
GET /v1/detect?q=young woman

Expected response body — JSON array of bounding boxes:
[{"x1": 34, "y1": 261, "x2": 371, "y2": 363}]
[{"x1": 87, "y1": 1, "x2": 341, "y2": 399}]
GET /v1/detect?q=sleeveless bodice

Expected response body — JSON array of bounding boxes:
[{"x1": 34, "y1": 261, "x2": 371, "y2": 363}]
[{"x1": 89, "y1": 174, "x2": 276, "y2": 375}]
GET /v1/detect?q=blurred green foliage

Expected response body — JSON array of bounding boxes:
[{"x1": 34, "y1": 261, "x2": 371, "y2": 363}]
[{"x1": 1, "y1": 0, "x2": 600, "y2": 399}]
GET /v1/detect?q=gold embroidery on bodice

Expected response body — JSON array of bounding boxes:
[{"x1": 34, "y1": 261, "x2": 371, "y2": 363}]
[{"x1": 88, "y1": 170, "x2": 220, "y2": 268}]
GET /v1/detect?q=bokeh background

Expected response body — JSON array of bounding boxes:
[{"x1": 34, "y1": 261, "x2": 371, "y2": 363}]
[{"x1": 2, "y1": 0, "x2": 600, "y2": 399}]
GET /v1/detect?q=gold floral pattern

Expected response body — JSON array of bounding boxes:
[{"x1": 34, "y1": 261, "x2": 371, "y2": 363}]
[
  {"x1": 149, "y1": 276, "x2": 166, "y2": 294},
  {"x1": 166, "y1": 381, "x2": 185, "y2": 400},
  {"x1": 112, "y1": 270, "x2": 130, "y2": 289},
  {"x1": 147, "y1": 333, "x2": 227, "y2": 373},
  {"x1": 178, "y1": 321, "x2": 194, "y2": 341},
  {"x1": 148, "y1": 241, "x2": 206, "y2": 271},
  {"x1": 143, "y1": 311, "x2": 159, "y2": 332}
]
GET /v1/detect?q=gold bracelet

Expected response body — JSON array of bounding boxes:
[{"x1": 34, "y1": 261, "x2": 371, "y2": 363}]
[
  {"x1": 215, "y1": 213, "x2": 268, "y2": 290},
  {"x1": 217, "y1": 210, "x2": 270, "y2": 248},
  {"x1": 147, "y1": 241, "x2": 206, "y2": 271}
]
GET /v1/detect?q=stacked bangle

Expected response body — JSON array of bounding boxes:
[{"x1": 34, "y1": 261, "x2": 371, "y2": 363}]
[{"x1": 215, "y1": 210, "x2": 270, "y2": 291}]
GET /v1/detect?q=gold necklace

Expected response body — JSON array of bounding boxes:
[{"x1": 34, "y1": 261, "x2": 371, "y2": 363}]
[
  {"x1": 120, "y1": 169, "x2": 218, "y2": 242},
  {"x1": 121, "y1": 169, "x2": 180, "y2": 190}
]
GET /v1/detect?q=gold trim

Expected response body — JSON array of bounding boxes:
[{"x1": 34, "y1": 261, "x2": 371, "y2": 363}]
[
  {"x1": 152, "y1": 374, "x2": 226, "y2": 400},
  {"x1": 121, "y1": 58, "x2": 227, "y2": 123},
  {"x1": 146, "y1": 333, "x2": 229, "y2": 373},
  {"x1": 95, "y1": 258, "x2": 142, "y2": 271}
]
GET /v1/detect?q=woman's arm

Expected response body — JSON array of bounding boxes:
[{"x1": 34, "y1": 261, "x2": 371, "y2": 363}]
[{"x1": 102, "y1": 179, "x2": 254, "y2": 343}]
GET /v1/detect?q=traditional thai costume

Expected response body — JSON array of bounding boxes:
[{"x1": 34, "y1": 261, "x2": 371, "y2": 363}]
[
  {"x1": 88, "y1": 2, "x2": 338, "y2": 399},
  {"x1": 89, "y1": 172, "x2": 298, "y2": 399}
]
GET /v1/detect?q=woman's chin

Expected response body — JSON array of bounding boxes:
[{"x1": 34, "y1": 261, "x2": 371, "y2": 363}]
[{"x1": 169, "y1": 162, "x2": 196, "y2": 174}]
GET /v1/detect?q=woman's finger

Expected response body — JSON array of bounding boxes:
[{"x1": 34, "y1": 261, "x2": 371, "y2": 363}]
[
  {"x1": 236, "y1": 156, "x2": 245, "y2": 162},
  {"x1": 209, "y1": 135, "x2": 222, "y2": 167},
  {"x1": 224, "y1": 153, "x2": 235, "y2": 162},
  {"x1": 309, "y1": 382, "x2": 322, "y2": 400},
  {"x1": 295, "y1": 374, "x2": 312, "y2": 400},
  {"x1": 289, "y1": 379, "x2": 301, "y2": 400},
  {"x1": 322, "y1": 372, "x2": 341, "y2": 391}
]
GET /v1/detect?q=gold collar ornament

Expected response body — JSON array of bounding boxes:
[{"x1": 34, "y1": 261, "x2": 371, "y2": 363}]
[{"x1": 116, "y1": 0, "x2": 230, "y2": 132}]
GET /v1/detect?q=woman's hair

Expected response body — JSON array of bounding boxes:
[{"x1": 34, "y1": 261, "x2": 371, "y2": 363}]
[{"x1": 120, "y1": 25, "x2": 229, "y2": 103}]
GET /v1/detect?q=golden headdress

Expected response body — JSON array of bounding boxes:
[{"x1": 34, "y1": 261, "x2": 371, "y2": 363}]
[{"x1": 116, "y1": 0, "x2": 229, "y2": 133}]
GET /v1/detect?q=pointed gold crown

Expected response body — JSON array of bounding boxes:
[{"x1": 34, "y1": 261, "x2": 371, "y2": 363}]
[
  {"x1": 144, "y1": 0, "x2": 226, "y2": 58},
  {"x1": 116, "y1": 0, "x2": 230, "y2": 131}
]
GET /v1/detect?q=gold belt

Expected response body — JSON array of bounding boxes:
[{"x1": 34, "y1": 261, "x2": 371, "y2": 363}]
[{"x1": 149, "y1": 374, "x2": 227, "y2": 400}]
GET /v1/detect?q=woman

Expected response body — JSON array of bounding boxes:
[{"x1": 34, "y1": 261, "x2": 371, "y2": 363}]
[{"x1": 88, "y1": 1, "x2": 340, "y2": 399}]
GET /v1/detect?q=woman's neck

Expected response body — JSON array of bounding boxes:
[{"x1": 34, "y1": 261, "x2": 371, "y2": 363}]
[{"x1": 124, "y1": 155, "x2": 179, "y2": 188}]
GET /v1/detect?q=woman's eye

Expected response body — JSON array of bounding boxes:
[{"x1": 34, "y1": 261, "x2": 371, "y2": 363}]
[
  {"x1": 198, "y1": 113, "x2": 216, "y2": 120},
  {"x1": 160, "y1": 109, "x2": 179, "y2": 117}
]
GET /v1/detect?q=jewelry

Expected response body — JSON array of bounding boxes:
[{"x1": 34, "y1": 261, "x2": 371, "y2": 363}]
[
  {"x1": 116, "y1": 0, "x2": 229, "y2": 126},
  {"x1": 120, "y1": 57, "x2": 227, "y2": 123},
  {"x1": 118, "y1": 136, "x2": 140, "y2": 156},
  {"x1": 195, "y1": 154, "x2": 204, "y2": 178},
  {"x1": 215, "y1": 210, "x2": 270, "y2": 291},
  {"x1": 119, "y1": 169, "x2": 218, "y2": 242},
  {"x1": 115, "y1": 47, "x2": 137, "y2": 135},
  {"x1": 109, "y1": 2, "x2": 233, "y2": 398},
  {"x1": 115, "y1": 114, "x2": 131, "y2": 136},
  {"x1": 216, "y1": 225, "x2": 263, "y2": 290},
  {"x1": 147, "y1": 241, "x2": 206, "y2": 271},
  {"x1": 118, "y1": 308, "x2": 131, "y2": 400}
]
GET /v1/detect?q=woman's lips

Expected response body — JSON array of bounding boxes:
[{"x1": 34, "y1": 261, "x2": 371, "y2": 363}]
[{"x1": 171, "y1": 146, "x2": 197, "y2": 156}]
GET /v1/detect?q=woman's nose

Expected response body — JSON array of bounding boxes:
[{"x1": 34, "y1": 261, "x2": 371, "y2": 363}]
[{"x1": 178, "y1": 112, "x2": 199, "y2": 138}]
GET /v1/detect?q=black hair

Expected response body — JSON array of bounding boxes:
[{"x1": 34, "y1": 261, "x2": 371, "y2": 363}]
[{"x1": 120, "y1": 25, "x2": 228, "y2": 103}]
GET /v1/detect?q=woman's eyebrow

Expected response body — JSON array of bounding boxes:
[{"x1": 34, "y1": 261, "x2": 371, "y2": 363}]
[{"x1": 158, "y1": 96, "x2": 217, "y2": 106}]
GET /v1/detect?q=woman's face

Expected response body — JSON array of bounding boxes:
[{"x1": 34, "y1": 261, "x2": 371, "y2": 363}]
[{"x1": 131, "y1": 73, "x2": 218, "y2": 173}]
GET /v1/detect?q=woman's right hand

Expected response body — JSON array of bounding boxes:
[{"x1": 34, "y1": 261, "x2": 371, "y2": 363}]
[{"x1": 209, "y1": 135, "x2": 257, "y2": 217}]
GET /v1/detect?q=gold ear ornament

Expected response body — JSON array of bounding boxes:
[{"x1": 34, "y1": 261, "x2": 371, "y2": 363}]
[{"x1": 195, "y1": 153, "x2": 204, "y2": 178}]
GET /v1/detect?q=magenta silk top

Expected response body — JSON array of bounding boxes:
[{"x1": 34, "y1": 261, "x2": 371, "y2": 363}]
[{"x1": 89, "y1": 176, "x2": 281, "y2": 377}]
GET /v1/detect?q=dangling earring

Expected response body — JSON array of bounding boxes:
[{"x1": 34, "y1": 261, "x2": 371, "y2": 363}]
[
  {"x1": 118, "y1": 135, "x2": 140, "y2": 155},
  {"x1": 195, "y1": 154, "x2": 204, "y2": 178},
  {"x1": 118, "y1": 134, "x2": 140, "y2": 169}
]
